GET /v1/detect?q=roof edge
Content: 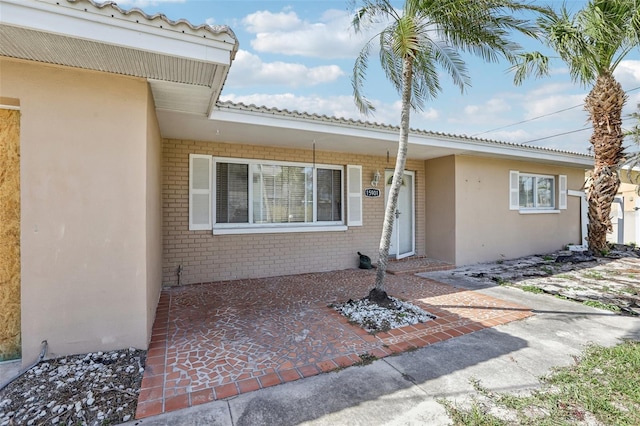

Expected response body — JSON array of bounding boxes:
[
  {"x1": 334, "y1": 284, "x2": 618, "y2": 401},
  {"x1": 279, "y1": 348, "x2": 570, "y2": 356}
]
[
  {"x1": 214, "y1": 101, "x2": 593, "y2": 161},
  {"x1": 66, "y1": 0, "x2": 238, "y2": 52}
]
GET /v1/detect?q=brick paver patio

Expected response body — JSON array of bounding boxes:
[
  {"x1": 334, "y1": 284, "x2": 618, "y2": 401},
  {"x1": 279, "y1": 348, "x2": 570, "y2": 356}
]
[{"x1": 135, "y1": 267, "x2": 533, "y2": 419}]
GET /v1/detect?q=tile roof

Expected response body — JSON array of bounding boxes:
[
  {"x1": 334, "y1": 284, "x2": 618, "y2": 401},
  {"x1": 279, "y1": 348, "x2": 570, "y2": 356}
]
[
  {"x1": 216, "y1": 101, "x2": 592, "y2": 159},
  {"x1": 67, "y1": 0, "x2": 238, "y2": 52}
]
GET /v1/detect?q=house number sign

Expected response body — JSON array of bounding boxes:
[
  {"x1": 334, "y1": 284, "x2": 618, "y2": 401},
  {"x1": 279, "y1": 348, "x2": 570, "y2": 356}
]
[{"x1": 364, "y1": 188, "x2": 381, "y2": 197}]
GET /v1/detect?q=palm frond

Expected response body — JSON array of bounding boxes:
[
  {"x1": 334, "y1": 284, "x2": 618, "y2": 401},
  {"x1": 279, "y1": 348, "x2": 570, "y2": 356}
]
[
  {"x1": 351, "y1": 40, "x2": 376, "y2": 115},
  {"x1": 510, "y1": 52, "x2": 550, "y2": 86},
  {"x1": 350, "y1": 0, "x2": 552, "y2": 115}
]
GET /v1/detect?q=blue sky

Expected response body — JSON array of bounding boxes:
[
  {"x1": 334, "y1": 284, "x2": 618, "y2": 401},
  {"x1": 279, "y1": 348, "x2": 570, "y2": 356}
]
[{"x1": 118, "y1": 0, "x2": 640, "y2": 154}]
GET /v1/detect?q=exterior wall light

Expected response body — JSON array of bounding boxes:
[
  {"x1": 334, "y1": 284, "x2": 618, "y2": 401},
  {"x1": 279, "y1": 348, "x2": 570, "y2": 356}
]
[{"x1": 371, "y1": 170, "x2": 381, "y2": 187}]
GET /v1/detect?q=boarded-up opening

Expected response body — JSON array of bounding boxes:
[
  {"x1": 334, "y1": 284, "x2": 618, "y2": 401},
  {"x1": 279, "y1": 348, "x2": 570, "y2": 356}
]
[{"x1": 0, "y1": 108, "x2": 21, "y2": 361}]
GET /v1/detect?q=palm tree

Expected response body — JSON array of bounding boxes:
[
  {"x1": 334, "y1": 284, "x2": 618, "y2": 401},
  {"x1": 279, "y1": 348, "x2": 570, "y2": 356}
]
[
  {"x1": 350, "y1": 0, "x2": 542, "y2": 302},
  {"x1": 511, "y1": 0, "x2": 640, "y2": 254}
]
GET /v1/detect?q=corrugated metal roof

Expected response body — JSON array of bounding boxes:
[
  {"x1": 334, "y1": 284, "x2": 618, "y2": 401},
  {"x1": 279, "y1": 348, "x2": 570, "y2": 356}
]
[{"x1": 215, "y1": 101, "x2": 592, "y2": 159}]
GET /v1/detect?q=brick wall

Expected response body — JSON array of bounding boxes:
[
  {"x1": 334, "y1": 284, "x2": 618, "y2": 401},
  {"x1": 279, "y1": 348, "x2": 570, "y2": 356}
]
[{"x1": 162, "y1": 139, "x2": 425, "y2": 285}]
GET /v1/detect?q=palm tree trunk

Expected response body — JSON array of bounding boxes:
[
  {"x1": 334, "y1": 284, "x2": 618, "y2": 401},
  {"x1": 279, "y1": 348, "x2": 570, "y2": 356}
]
[
  {"x1": 373, "y1": 57, "x2": 413, "y2": 299},
  {"x1": 585, "y1": 72, "x2": 626, "y2": 253}
]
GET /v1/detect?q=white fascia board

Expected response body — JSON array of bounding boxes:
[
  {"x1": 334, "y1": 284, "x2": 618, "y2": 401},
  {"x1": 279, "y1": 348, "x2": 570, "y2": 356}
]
[
  {"x1": 210, "y1": 107, "x2": 593, "y2": 167},
  {"x1": 210, "y1": 107, "x2": 401, "y2": 141},
  {"x1": 1, "y1": 0, "x2": 234, "y2": 65},
  {"x1": 409, "y1": 134, "x2": 594, "y2": 167}
]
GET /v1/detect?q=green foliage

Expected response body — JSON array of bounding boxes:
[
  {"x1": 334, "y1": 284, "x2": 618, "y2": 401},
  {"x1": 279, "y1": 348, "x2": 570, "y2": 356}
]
[
  {"x1": 354, "y1": 352, "x2": 378, "y2": 366},
  {"x1": 520, "y1": 285, "x2": 544, "y2": 294},
  {"x1": 582, "y1": 270, "x2": 604, "y2": 280},
  {"x1": 583, "y1": 300, "x2": 622, "y2": 312},
  {"x1": 440, "y1": 341, "x2": 640, "y2": 425},
  {"x1": 554, "y1": 274, "x2": 574, "y2": 279},
  {"x1": 511, "y1": 0, "x2": 640, "y2": 87},
  {"x1": 350, "y1": 0, "x2": 545, "y2": 115},
  {"x1": 492, "y1": 277, "x2": 510, "y2": 286}
]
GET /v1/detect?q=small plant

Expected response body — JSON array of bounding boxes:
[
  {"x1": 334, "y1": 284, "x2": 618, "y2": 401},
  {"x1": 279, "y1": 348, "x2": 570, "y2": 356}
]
[
  {"x1": 582, "y1": 270, "x2": 604, "y2": 280},
  {"x1": 354, "y1": 352, "x2": 378, "y2": 366},
  {"x1": 555, "y1": 274, "x2": 574, "y2": 279},
  {"x1": 492, "y1": 277, "x2": 510, "y2": 286},
  {"x1": 600, "y1": 247, "x2": 611, "y2": 256},
  {"x1": 520, "y1": 285, "x2": 544, "y2": 294},
  {"x1": 583, "y1": 300, "x2": 621, "y2": 312},
  {"x1": 542, "y1": 255, "x2": 554, "y2": 261},
  {"x1": 541, "y1": 266, "x2": 553, "y2": 275}
]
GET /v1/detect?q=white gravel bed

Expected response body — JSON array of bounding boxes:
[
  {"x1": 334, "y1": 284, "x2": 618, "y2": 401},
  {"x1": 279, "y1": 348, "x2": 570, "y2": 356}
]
[
  {"x1": 0, "y1": 348, "x2": 145, "y2": 426},
  {"x1": 334, "y1": 296, "x2": 435, "y2": 332}
]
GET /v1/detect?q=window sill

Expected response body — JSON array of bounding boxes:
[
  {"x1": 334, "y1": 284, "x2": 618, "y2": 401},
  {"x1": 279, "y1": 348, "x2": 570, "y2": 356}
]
[
  {"x1": 213, "y1": 225, "x2": 348, "y2": 235},
  {"x1": 518, "y1": 209, "x2": 560, "y2": 215}
]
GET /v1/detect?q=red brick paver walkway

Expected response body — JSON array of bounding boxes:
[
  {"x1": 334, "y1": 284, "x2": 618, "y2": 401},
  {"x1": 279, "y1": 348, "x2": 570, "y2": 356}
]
[{"x1": 135, "y1": 269, "x2": 532, "y2": 419}]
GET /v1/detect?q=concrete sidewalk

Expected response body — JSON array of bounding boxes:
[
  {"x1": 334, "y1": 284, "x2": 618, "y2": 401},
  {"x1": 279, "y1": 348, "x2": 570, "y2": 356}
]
[{"x1": 124, "y1": 274, "x2": 640, "y2": 426}]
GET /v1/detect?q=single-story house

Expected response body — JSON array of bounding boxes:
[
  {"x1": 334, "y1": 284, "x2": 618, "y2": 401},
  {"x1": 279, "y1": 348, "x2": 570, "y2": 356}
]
[
  {"x1": 607, "y1": 168, "x2": 640, "y2": 245},
  {"x1": 0, "y1": 0, "x2": 593, "y2": 364}
]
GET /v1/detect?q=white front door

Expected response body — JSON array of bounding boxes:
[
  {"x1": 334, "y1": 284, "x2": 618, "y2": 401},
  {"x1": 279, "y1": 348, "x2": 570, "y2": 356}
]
[{"x1": 385, "y1": 170, "x2": 415, "y2": 259}]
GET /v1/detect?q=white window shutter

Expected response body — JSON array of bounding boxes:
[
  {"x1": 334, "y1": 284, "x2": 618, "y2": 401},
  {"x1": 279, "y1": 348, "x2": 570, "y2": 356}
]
[
  {"x1": 558, "y1": 175, "x2": 567, "y2": 210},
  {"x1": 509, "y1": 170, "x2": 519, "y2": 210},
  {"x1": 189, "y1": 154, "x2": 212, "y2": 230},
  {"x1": 347, "y1": 165, "x2": 363, "y2": 226}
]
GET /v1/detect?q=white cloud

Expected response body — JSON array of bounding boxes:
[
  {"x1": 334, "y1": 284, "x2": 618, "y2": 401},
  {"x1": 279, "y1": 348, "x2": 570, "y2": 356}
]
[
  {"x1": 615, "y1": 60, "x2": 640, "y2": 89},
  {"x1": 242, "y1": 9, "x2": 303, "y2": 33},
  {"x1": 522, "y1": 93, "x2": 586, "y2": 121},
  {"x1": 115, "y1": 0, "x2": 185, "y2": 8},
  {"x1": 463, "y1": 98, "x2": 510, "y2": 116},
  {"x1": 527, "y1": 82, "x2": 577, "y2": 97},
  {"x1": 241, "y1": 9, "x2": 375, "y2": 59},
  {"x1": 484, "y1": 129, "x2": 531, "y2": 142},
  {"x1": 220, "y1": 93, "x2": 364, "y2": 120},
  {"x1": 419, "y1": 107, "x2": 440, "y2": 121},
  {"x1": 226, "y1": 50, "x2": 344, "y2": 88}
]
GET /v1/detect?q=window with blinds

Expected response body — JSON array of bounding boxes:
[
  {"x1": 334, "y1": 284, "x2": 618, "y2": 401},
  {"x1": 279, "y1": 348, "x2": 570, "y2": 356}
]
[
  {"x1": 213, "y1": 159, "x2": 344, "y2": 227},
  {"x1": 216, "y1": 163, "x2": 248, "y2": 223}
]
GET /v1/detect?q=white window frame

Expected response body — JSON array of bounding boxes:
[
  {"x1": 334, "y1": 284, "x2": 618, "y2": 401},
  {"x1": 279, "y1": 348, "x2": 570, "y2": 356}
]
[
  {"x1": 212, "y1": 157, "x2": 348, "y2": 234},
  {"x1": 347, "y1": 165, "x2": 363, "y2": 227},
  {"x1": 509, "y1": 170, "x2": 567, "y2": 214},
  {"x1": 189, "y1": 154, "x2": 212, "y2": 230}
]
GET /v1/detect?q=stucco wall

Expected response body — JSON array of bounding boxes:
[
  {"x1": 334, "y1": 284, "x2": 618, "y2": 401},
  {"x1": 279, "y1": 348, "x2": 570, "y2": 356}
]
[
  {"x1": 145, "y1": 85, "x2": 163, "y2": 342},
  {"x1": 162, "y1": 139, "x2": 426, "y2": 285},
  {"x1": 454, "y1": 156, "x2": 585, "y2": 265},
  {"x1": 608, "y1": 182, "x2": 638, "y2": 245},
  {"x1": 1, "y1": 58, "x2": 159, "y2": 362},
  {"x1": 424, "y1": 156, "x2": 456, "y2": 263}
]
